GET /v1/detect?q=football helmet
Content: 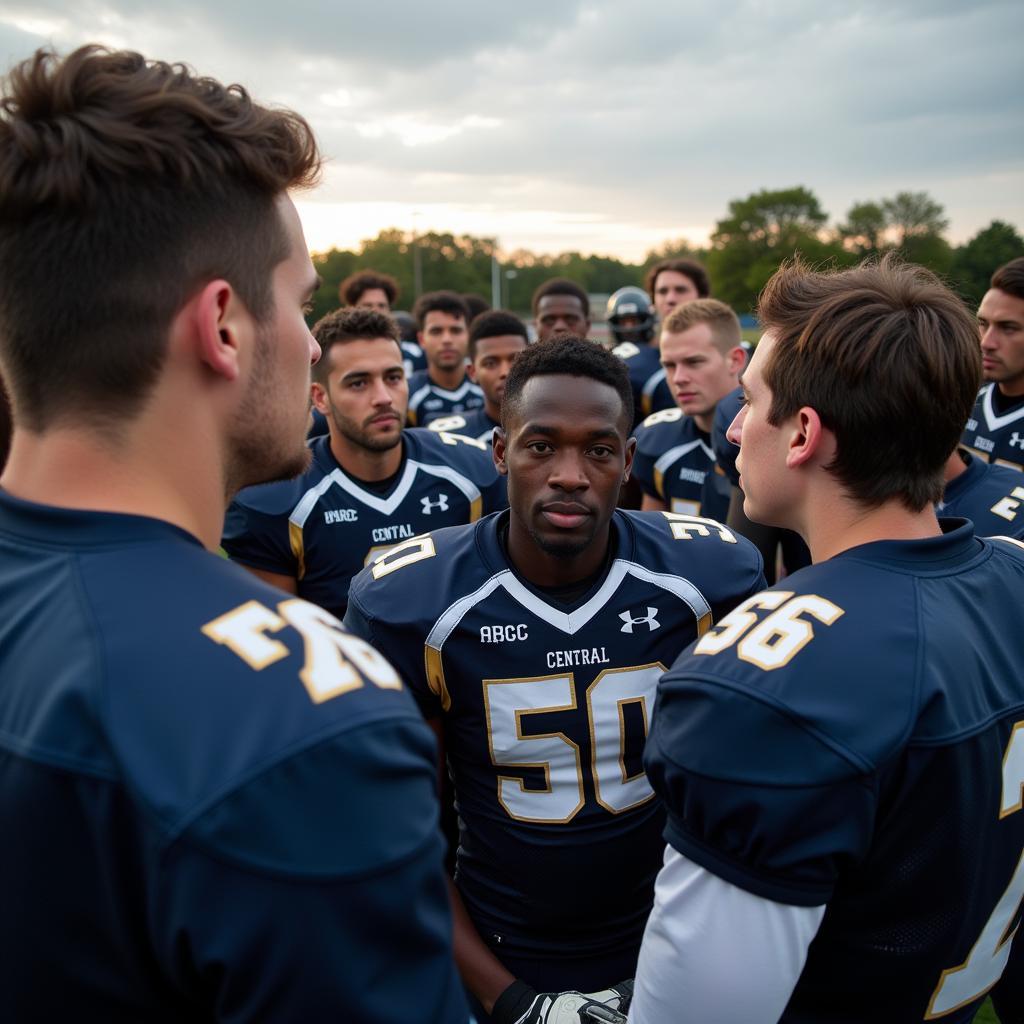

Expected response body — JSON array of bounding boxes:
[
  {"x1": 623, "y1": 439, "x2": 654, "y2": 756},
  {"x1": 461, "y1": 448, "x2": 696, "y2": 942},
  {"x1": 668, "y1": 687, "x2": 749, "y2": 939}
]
[{"x1": 605, "y1": 286, "x2": 655, "y2": 345}]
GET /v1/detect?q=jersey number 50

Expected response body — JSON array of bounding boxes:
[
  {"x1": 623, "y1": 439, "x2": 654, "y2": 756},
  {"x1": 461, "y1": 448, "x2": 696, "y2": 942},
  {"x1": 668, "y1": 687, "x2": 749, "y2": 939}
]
[{"x1": 482, "y1": 664, "x2": 663, "y2": 824}]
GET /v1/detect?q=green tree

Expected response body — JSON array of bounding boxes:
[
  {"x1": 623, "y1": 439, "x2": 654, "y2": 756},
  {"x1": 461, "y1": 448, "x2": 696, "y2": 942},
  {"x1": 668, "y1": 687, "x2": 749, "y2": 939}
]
[
  {"x1": 882, "y1": 191, "x2": 949, "y2": 246},
  {"x1": 706, "y1": 186, "x2": 847, "y2": 311},
  {"x1": 877, "y1": 191, "x2": 952, "y2": 276},
  {"x1": 949, "y1": 220, "x2": 1024, "y2": 308},
  {"x1": 838, "y1": 201, "x2": 887, "y2": 256},
  {"x1": 898, "y1": 232, "x2": 953, "y2": 276},
  {"x1": 308, "y1": 247, "x2": 357, "y2": 325}
]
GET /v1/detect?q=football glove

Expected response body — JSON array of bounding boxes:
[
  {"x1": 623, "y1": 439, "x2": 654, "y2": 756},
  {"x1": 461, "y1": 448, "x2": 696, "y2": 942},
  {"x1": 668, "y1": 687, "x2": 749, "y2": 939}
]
[{"x1": 491, "y1": 979, "x2": 632, "y2": 1024}]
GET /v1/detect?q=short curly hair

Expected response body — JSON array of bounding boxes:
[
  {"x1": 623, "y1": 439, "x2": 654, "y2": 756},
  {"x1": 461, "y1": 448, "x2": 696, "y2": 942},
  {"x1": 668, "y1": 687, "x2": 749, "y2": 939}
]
[
  {"x1": 412, "y1": 290, "x2": 469, "y2": 329},
  {"x1": 339, "y1": 269, "x2": 399, "y2": 307},
  {"x1": 501, "y1": 336, "x2": 633, "y2": 433},
  {"x1": 531, "y1": 278, "x2": 590, "y2": 317},
  {"x1": 468, "y1": 310, "x2": 528, "y2": 359},
  {"x1": 310, "y1": 307, "x2": 400, "y2": 383}
]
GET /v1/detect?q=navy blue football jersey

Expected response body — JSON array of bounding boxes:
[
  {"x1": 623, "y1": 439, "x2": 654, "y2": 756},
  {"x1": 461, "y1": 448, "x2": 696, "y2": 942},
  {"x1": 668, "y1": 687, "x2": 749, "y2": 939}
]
[
  {"x1": 711, "y1": 385, "x2": 743, "y2": 487},
  {"x1": 223, "y1": 429, "x2": 506, "y2": 618},
  {"x1": 632, "y1": 407, "x2": 729, "y2": 521},
  {"x1": 646, "y1": 522, "x2": 1024, "y2": 1022},
  {"x1": 402, "y1": 339, "x2": 428, "y2": 377},
  {"x1": 428, "y1": 407, "x2": 500, "y2": 446},
  {"x1": 0, "y1": 489, "x2": 468, "y2": 1023},
  {"x1": 939, "y1": 449, "x2": 1024, "y2": 539},
  {"x1": 344, "y1": 510, "x2": 764, "y2": 962},
  {"x1": 407, "y1": 369, "x2": 485, "y2": 426},
  {"x1": 307, "y1": 406, "x2": 328, "y2": 439},
  {"x1": 961, "y1": 383, "x2": 1024, "y2": 471},
  {"x1": 612, "y1": 341, "x2": 673, "y2": 424}
]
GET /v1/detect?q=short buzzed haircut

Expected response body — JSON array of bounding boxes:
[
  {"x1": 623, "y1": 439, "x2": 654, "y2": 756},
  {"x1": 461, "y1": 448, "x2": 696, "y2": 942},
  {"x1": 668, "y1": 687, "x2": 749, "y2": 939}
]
[
  {"x1": 644, "y1": 258, "x2": 711, "y2": 300},
  {"x1": 663, "y1": 299, "x2": 741, "y2": 354},
  {"x1": 0, "y1": 46, "x2": 320, "y2": 431},
  {"x1": 757, "y1": 256, "x2": 981, "y2": 512},
  {"x1": 339, "y1": 269, "x2": 399, "y2": 307},
  {"x1": 311, "y1": 307, "x2": 399, "y2": 383},
  {"x1": 991, "y1": 257, "x2": 1024, "y2": 301},
  {"x1": 412, "y1": 290, "x2": 469, "y2": 330},
  {"x1": 531, "y1": 278, "x2": 590, "y2": 317},
  {"x1": 468, "y1": 310, "x2": 528, "y2": 359},
  {"x1": 502, "y1": 335, "x2": 633, "y2": 433}
]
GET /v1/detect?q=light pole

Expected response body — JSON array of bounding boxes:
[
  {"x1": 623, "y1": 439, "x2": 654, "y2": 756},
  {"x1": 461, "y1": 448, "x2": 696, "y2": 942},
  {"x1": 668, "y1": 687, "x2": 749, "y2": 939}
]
[{"x1": 504, "y1": 269, "x2": 518, "y2": 311}]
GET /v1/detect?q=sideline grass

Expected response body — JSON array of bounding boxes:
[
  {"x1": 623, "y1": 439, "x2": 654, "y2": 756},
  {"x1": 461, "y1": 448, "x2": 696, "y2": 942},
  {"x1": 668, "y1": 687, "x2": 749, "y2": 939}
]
[{"x1": 975, "y1": 998, "x2": 1000, "y2": 1023}]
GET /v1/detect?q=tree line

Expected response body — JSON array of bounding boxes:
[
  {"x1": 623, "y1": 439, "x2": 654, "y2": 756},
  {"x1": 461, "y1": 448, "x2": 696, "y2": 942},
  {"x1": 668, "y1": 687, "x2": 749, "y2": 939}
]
[{"x1": 307, "y1": 187, "x2": 1023, "y2": 324}]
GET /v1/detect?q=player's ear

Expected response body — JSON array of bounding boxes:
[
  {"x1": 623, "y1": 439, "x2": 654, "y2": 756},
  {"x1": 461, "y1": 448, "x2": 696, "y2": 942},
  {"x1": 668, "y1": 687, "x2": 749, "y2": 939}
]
[
  {"x1": 622, "y1": 434, "x2": 637, "y2": 483},
  {"x1": 727, "y1": 345, "x2": 746, "y2": 375},
  {"x1": 492, "y1": 428, "x2": 508, "y2": 476},
  {"x1": 191, "y1": 279, "x2": 247, "y2": 382},
  {"x1": 310, "y1": 380, "x2": 329, "y2": 414},
  {"x1": 786, "y1": 406, "x2": 827, "y2": 468},
  {"x1": 466, "y1": 362, "x2": 478, "y2": 383}
]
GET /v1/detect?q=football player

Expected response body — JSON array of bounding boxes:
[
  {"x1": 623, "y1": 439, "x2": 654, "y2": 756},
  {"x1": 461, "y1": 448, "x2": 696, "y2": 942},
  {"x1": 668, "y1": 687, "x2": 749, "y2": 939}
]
[
  {"x1": 429, "y1": 310, "x2": 529, "y2": 445},
  {"x1": 345, "y1": 337, "x2": 764, "y2": 1023},
  {"x1": 962, "y1": 256, "x2": 1024, "y2": 470},
  {"x1": 643, "y1": 258, "x2": 710, "y2": 322},
  {"x1": 337, "y1": 267, "x2": 426, "y2": 378},
  {"x1": 607, "y1": 286, "x2": 671, "y2": 425},
  {"x1": 532, "y1": 278, "x2": 592, "y2": 342},
  {"x1": 939, "y1": 445, "x2": 1024, "y2": 538},
  {"x1": 224, "y1": 306, "x2": 505, "y2": 618},
  {"x1": 407, "y1": 291, "x2": 485, "y2": 426},
  {"x1": 631, "y1": 300, "x2": 745, "y2": 521},
  {"x1": 0, "y1": 46, "x2": 467, "y2": 1021},
  {"x1": 712, "y1": 386, "x2": 811, "y2": 584},
  {"x1": 631, "y1": 258, "x2": 1024, "y2": 1022},
  {"x1": 339, "y1": 267, "x2": 399, "y2": 314}
]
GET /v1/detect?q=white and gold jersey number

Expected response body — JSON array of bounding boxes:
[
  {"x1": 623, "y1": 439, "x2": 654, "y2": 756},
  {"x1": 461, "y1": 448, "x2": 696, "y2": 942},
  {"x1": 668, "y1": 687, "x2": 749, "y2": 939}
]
[
  {"x1": 483, "y1": 664, "x2": 664, "y2": 823},
  {"x1": 927, "y1": 721, "x2": 1024, "y2": 1018},
  {"x1": 693, "y1": 592, "x2": 1024, "y2": 1017}
]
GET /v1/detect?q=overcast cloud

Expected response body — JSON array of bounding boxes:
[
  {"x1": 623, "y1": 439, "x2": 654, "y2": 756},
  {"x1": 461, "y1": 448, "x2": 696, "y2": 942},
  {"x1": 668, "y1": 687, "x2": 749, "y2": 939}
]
[{"x1": 1, "y1": 0, "x2": 1021, "y2": 259}]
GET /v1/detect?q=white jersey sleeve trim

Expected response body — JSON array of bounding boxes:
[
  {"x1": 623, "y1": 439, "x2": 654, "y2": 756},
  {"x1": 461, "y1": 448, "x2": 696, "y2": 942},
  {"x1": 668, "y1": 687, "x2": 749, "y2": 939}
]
[
  {"x1": 642, "y1": 366, "x2": 667, "y2": 399},
  {"x1": 621, "y1": 561, "x2": 712, "y2": 627},
  {"x1": 653, "y1": 439, "x2": 715, "y2": 478},
  {"x1": 629, "y1": 848, "x2": 825, "y2": 1024}
]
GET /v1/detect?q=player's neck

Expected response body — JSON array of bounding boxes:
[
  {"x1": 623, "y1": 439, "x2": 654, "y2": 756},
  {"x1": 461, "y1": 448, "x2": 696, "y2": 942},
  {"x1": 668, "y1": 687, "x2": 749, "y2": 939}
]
[
  {"x1": 483, "y1": 398, "x2": 501, "y2": 424},
  {"x1": 330, "y1": 430, "x2": 403, "y2": 481},
  {"x1": 997, "y1": 378, "x2": 1024, "y2": 400},
  {"x1": 429, "y1": 365, "x2": 466, "y2": 391},
  {"x1": 1, "y1": 419, "x2": 223, "y2": 549},
  {"x1": 802, "y1": 494, "x2": 942, "y2": 564},
  {"x1": 943, "y1": 447, "x2": 969, "y2": 485},
  {"x1": 692, "y1": 410, "x2": 713, "y2": 434},
  {"x1": 506, "y1": 515, "x2": 613, "y2": 588}
]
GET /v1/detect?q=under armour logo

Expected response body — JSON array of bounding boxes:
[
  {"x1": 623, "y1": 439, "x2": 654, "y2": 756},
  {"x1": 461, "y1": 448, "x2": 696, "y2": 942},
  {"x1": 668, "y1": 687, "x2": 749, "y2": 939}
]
[
  {"x1": 619, "y1": 607, "x2": 660, "y2": 633},
  {"x1": 421, "y1": 493, "x2": 450, "y2": 515},
  {"x1": 1010, "y1": 432, "x2": 1024, "y2": 450}
]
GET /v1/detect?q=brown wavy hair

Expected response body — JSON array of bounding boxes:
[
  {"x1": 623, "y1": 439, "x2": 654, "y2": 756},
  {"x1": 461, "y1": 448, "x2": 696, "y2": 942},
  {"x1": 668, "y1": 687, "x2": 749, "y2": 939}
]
[
  {"x1": 0, "y1": 46, "x2": 320, "y2": 429},
  {"x1": 757, "y1": 256, "x2": 981, "y2": 511}
]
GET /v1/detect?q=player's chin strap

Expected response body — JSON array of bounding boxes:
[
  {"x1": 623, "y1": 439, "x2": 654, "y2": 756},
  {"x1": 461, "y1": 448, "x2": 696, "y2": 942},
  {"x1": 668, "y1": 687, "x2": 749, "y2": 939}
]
[{"x1": 491, "y1": 979, "x2": 632, "y2": 1024}]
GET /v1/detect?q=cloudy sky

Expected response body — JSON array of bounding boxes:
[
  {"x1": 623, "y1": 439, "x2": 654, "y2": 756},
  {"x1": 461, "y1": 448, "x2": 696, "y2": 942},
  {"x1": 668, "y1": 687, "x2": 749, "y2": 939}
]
[{"x1": 2, "y1": 1, "x2": 1022, "y2": 261}]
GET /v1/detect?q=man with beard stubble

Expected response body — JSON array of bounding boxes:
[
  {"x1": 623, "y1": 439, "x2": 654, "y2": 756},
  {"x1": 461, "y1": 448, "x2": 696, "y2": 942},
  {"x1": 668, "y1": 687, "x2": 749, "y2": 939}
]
[{"x1": 224, "y1": 306, "x2": 505, "y2": 618}]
